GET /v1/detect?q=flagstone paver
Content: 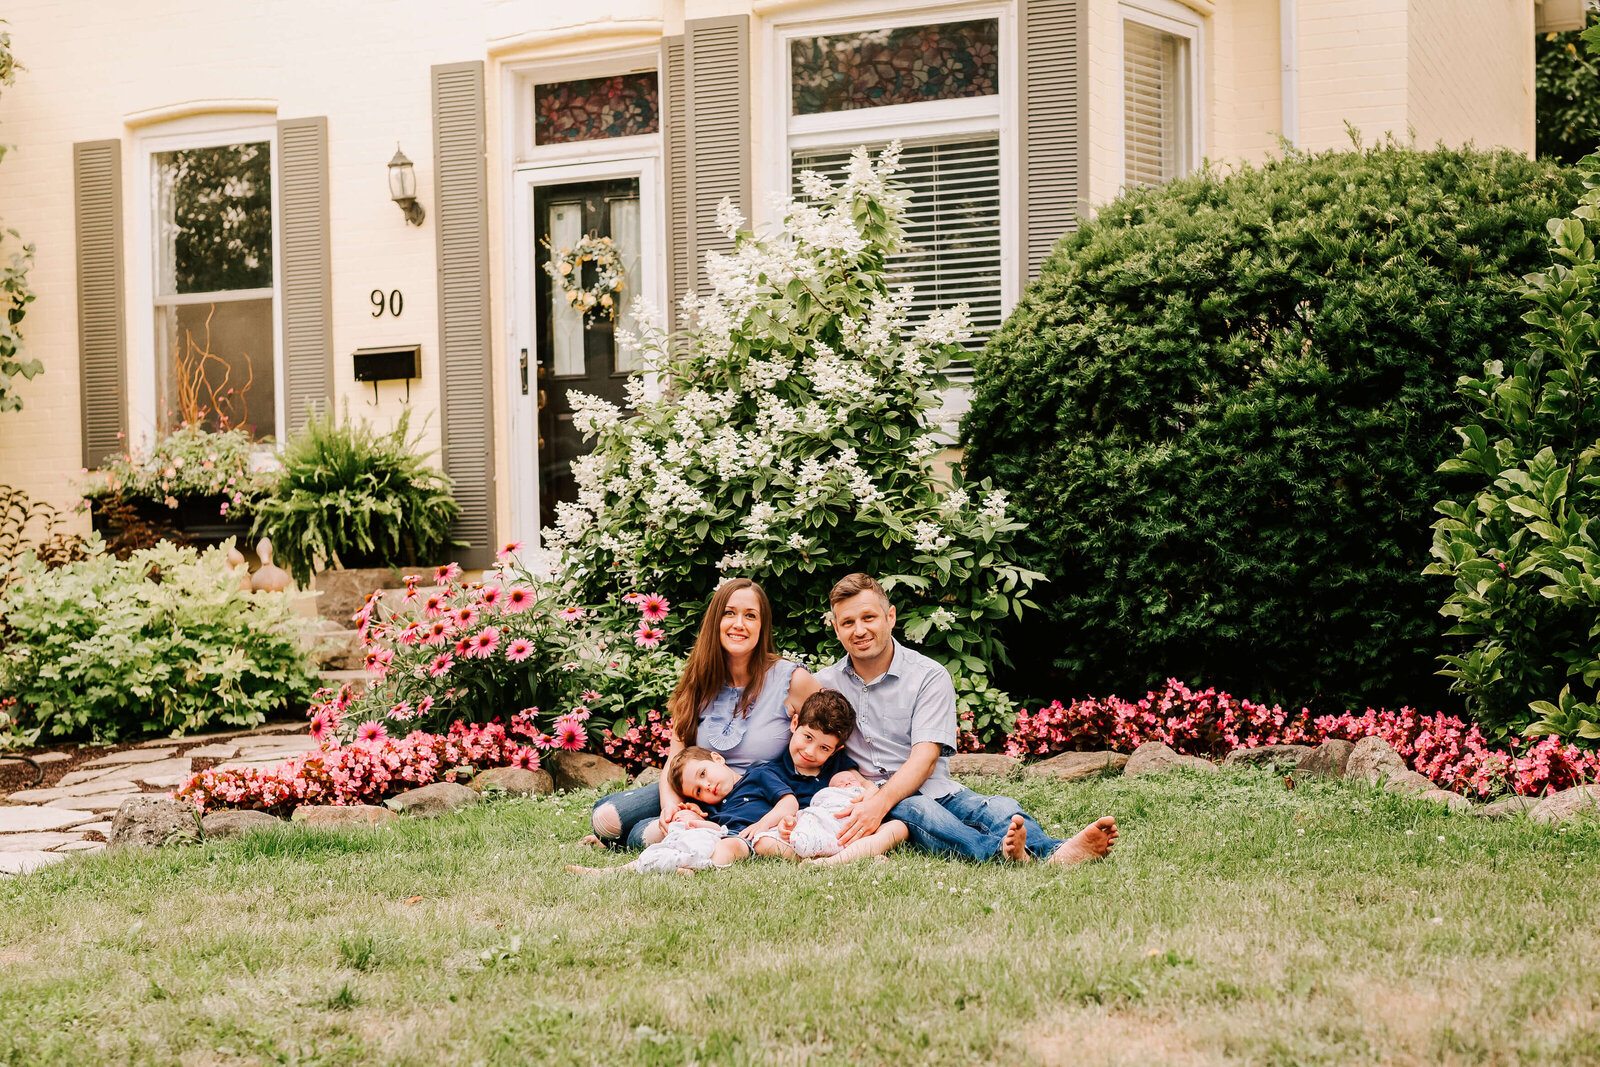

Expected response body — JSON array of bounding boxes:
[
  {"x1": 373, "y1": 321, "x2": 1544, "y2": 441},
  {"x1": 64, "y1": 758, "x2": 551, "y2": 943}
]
[
  {"x1": 71, "y1": 821, "x2": 113, "y2": 835},
  {"x1": 80, "y1": 748, "x2": 177, "y2": 768},
  {"x1": 0, "y1": 806, "x2": 99, "y2": 833},
  {"x1": 185, "y1": 743, "x2": 241, "y2": 759},
  {"x1": 55, "y1": 841, "x2": 105, "y2": 853},
  {"x1": 6, "y1": 780, "x2": 134, "y2": 803},
  {"x1": 29, "y1": 752, "x2": 70, "y2": 764},
  {"x1": 0, "y1": 831, "x2": 83, "y2": 852},
  {"x1": 0, "y1": 851, "x2": 69, "y2": 875},
  {"x1": 44, "y1": 794, "x2": 141, "y2": 811}
]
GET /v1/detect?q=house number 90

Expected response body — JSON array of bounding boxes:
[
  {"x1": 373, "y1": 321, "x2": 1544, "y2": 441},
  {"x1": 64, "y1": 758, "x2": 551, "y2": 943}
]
[{"x1": 370, "y1": 289, "x2": 403, "y2": 317}]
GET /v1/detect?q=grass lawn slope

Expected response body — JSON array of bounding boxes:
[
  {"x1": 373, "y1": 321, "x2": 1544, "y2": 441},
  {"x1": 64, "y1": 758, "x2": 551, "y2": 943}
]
[{"x1": 2, "y1": 769, "x2": 1597, "y2": 1065}]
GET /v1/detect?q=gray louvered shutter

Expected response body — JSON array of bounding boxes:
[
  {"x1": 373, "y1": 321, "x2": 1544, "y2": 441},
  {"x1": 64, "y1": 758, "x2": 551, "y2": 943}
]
[
  {"x1": 685, "y1": 16, "x2": 750, "y2": 294},
  {"x1": 74, "y1": 140, "x2": 127, "y2": 468},
  {"x1": 662, "y1": 35, "x2": 691, "y2": 323},
  {"x1": 432, "y1": 61, "x2": 496, "y2": 570},
  {"x1": 277, "y1": 117, "x2": 333, "y2": 438},
  {"x1": 1019, "y1": 0, "x2": 1087, "y2": 280}
]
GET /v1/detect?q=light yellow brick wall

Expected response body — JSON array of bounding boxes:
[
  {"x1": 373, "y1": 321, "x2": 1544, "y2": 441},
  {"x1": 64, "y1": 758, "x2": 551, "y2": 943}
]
[
  {"x1": 1408, "y1": 0, "x2": 1534, "y2": 153},
  {"x1": 1295, "y1": 0, "x2": 1411, "y2": 152}
]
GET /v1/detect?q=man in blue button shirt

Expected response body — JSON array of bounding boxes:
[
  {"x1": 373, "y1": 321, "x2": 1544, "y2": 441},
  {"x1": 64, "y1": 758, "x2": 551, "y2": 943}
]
[{"x1": 814, "y1": 573, "x2": 1118, "y2": 865}]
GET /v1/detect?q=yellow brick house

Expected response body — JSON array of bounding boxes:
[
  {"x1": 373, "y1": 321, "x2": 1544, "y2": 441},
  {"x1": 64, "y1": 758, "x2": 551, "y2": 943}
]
[{"x1": 0, "y1": 0, "x2": 1576, "y2": 566}]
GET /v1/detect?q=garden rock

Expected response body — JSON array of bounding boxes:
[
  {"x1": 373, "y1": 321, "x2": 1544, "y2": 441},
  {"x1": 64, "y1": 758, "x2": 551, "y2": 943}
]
[
  {"x1": 108, "y1": 796, "x2": 201, "y2": 849},
  {"x1": 1026, "y1": 751, "x2": 1129, "y2": 782},
  {"x1": 1528, "y1": 784, "x2": 1600, "y2": 825},
  {"x1": 311, "y1": 568, "x2": 403, "y2": 624},
  {"x1": 950, "y1": 754, "x2": 1020, "y2": 777},
  {"x1": 1124, "y1": 742, "x2": 1217, "y2": 777},
  {"x1": 1345, "y1": 738, "x2": 1409, "y2": 784},
  {"x1": 544, "y1": 751, "x2": 627, "y2": 792},
  {"x1": 1222, "y1": 744, "x2": 1314, "y2": 768},
  {"x1": 1417, "y1": 788, "x2": 1472, "y2": 812},
  {"x1": 201, "y1": 810, "x2": 284, "y2": 839},
  {"x1": 632, "y1": 767, "x2": 662, "y2": 789},
  {"x1": 470, "y1": 767, "x2": 554, "y2": 797},
  {"x1": 384, "y1": 782, "x2": 481, "y2": 817},
  {"x1": 1381, "y1": 770, "x2": 1438, "y2": 796},
  {"x1": 315, "y1": 620, "x2": 364, "y2": 671},
  {"x1": 1293, "y1": 739, "x2": 1356, "y2": 779},
  {"x1": 291, "y1": 804, "x2": 398, "y2": 827},
  {"x1": 1473, "y1": 795, "x2": 1539, "y2": 819}
]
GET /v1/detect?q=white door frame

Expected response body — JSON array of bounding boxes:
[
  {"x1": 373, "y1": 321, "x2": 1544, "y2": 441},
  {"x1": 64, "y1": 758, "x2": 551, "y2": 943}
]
[{"x1": 508, "y1": 150, "x2": 665, "y2": 548}]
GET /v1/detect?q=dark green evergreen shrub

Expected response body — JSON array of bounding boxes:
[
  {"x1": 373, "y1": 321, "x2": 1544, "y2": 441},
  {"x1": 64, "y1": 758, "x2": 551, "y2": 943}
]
[{"x1": 961, "y1": 143, "x2": 1581, "y2": 712}]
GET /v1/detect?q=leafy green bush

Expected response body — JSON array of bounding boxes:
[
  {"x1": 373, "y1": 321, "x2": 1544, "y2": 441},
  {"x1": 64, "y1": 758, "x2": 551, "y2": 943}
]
[
  {"x1": 0, "y1": 539, "x2": 318, "y2": 743},
  {"x1": 1537, "y1": 10, "x2": 1600, "y2": 165},
  {"x1": 0, "y1": 25, "x2": 40, "y2": 414},
  {"x1": 251, "y1": 408, "x2": 460, "y2": 586},
  {"x1": 1428, "y1": 148, "x2": 1600, "y2": 744},
  {"x1": 550, "y1": 146, "x2": 1039, "y2": 746},
  {"x1": 962, "y1": 143, "x2": 1582, "y2": 713}
]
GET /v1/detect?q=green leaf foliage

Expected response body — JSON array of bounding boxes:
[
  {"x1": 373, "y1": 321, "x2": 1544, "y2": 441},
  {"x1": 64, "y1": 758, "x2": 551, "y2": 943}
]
[
  {"x1": 1537, "y1": 10, "x2": 1600, "y2": 165},
  {"x1": 251, "y1": 408, "x2": 462, "y2": 586},
  {"x1": 0, "y1": 25, "x2": 39, "y2": 413},
  {"x1": 0, "y1": 538, "x2": 319, "y2": 743},
  {"x1": 1430, "y1": 145, "x2": 1600, "y2": 744},
  {"x1": 961, "y1": 142, "x2": 1582, "y2": 713}
]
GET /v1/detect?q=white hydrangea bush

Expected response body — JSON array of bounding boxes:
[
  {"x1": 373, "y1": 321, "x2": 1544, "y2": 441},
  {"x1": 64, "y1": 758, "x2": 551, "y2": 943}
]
[{"x1": 551, "y1": 144, "x2": 1041, "y2": 745}]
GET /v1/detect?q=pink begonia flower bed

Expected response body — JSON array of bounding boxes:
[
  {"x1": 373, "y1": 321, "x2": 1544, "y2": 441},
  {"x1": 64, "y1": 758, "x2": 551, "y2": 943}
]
[{"x1": 998, "y1": 680, "x2": 1600, "y2": 798}]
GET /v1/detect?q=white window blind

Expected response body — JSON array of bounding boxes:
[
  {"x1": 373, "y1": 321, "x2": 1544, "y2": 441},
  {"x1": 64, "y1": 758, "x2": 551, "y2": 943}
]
[
  {"x1": 1123, "y1": 20, "x2": 1185, "y2": 188},
  {"x1": 791, "y1": 138, "x2": 1002, "y2": 361}
]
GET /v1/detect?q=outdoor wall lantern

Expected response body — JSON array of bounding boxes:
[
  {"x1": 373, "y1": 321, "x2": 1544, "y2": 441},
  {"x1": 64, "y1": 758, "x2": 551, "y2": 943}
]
[{"x1": 387, "y1": 146, "x2": 426, "y2": 226}]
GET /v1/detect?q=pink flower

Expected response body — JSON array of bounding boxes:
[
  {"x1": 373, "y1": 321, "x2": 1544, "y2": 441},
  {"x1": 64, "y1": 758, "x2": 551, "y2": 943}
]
[
  {"x1": 570, "y1": 705, "x2": 591, "y2": 722},
  {"x1": 428, "y1": 653, "x2": 455, "y2": 677},
  {"x1": 423, "y1": 594, "x2": 447, "y2": 618},
  {"x1": 505, "y1": 586, "x2": 535, "y2": 613},
  {"x1": 421, "y1": 620, "x2": 451, "y2": 646},
  {"x1": 622, "y1": 592, "x2": 643, "y2": 605},
  {"x1": 478, "y1": 585, "x2": 503, "y2": 610},
  {"x1": 557, "y1": 606, "x2": 584, "y2": 623},
  {"x1": 634, "y1": 626, "x2": 665, "y2": 649},
  {"x1": 435, "y1": 563, "x2": 463, "y2": 585},
  {"x1": 638, "y1": 594, "x2": 670, "y2": 622},
  {"x1": 310, "y1": 711, "x2": 334, "y2": 740},
  {"x1": 582, "y1": 690, "x2": 600, "y2": 703},
  {"x1": 468, "y1": 626, "x2": 501, "y2": 659},
  {"x1": 454, "y1": 606, "x2": 479, "y2": 629},
  {"x1": 390, "y1": 701, "x2": 414, "y2": 720},
  {"x1": 553, "y1": 717, "x2": 588, "y2": 751},
  {"x1": 497, "y1": 541, "x2": 526, "y2": 561},
  {"x1": 416, "y1": 696, "x2": 435, "y2": 717},
  {"x1": 356, "y1": 721, "x2": 388, "y2": 744},
  {"x1": 505, "y1": 638, "x2": 534, "y2": 662}
]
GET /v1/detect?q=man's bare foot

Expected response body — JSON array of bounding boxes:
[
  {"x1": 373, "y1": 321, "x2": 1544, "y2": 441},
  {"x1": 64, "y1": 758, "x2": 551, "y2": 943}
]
[
  {"x1": 1000, "y1": 814, "x2": 1032, "y2": 862},
  {"x1": 1048, "y1": 816, "x2": 1118, "y2": 865}
]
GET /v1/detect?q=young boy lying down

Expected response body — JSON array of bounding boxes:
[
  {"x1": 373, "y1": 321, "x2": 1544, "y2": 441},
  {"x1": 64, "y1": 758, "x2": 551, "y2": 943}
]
[{"x1": 567, "y1": 690, "x2": 905, "y2": 874}]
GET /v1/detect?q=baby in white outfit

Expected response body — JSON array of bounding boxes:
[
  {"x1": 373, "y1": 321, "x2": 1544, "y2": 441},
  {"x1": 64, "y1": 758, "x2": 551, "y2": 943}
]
[
  {"x1": 568, "y1": 806, "x2": 744, "y2": 876},
  {"x1": 754, "y1": 770, "x2": 908, "y2": 866}
]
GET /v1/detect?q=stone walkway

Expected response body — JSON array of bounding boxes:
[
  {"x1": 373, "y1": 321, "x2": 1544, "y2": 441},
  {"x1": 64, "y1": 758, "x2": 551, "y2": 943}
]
[{"x1": 0, "y1": 723, "x2": 317, "y2": 876}]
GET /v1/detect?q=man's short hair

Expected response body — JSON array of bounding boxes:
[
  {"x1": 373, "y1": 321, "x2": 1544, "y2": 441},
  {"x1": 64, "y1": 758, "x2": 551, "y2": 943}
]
[
  {"x1": 795, "y1": 689, "x2": 856, "y2": 743},
  {"x1": 828, "y1": 572, "x2": 889, "y2": 607},
  {"x1": 666, "y1": 745, "x2": 715, "y2": 796}
]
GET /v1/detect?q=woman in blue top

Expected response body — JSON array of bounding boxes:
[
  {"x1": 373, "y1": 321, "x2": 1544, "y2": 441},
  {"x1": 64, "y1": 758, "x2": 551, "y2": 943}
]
[{"x1": 587, "y1": 577, "x2": 820, "y2": 849}]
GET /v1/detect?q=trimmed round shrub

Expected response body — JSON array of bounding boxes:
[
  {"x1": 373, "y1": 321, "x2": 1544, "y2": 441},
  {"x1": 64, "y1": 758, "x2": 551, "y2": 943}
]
[{"x1": 961, "y1": 143, "x2": 1581, "y2": 713}]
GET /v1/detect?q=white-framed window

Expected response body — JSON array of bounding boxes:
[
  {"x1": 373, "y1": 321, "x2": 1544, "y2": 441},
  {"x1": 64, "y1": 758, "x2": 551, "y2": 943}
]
[
  {"x1": 1121, "y1": 0, "x2": 1204, "y2": 189},
  {"x1": 767, "y1": 4, "x2": 1016, "y2": 365},
  {"x1": 133, "y1": 118, "x2": 282, "y2": 444}
]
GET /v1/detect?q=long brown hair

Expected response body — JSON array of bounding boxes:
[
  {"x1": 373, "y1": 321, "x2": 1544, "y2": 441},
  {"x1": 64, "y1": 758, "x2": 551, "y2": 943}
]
[{"x1": 668, "y1": 578, "x2": 779, "y2": 746}]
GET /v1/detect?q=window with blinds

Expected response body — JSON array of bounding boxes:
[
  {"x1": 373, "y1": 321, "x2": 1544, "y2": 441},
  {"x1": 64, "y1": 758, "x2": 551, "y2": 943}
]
[
  {"x1": 791, "y1": 138, "x2": 1002, "y2": 362},
  {"x1": 1123, "y1": 19, "x2": 1188, "y2": 188}
]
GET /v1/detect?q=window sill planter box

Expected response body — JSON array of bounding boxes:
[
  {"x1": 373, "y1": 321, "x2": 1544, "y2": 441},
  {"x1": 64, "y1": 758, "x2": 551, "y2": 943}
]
[{"x1": 89, "y1": 494, "x2": 253, "y2": 551}]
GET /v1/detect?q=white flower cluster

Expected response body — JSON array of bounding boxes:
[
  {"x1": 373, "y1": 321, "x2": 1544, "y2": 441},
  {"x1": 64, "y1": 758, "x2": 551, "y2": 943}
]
[
  {"x1": 568, "y1": 391, "x2": 622, "y2": 435},
  {"x1": 913, "y1": 521, "x2": 953, "y2": 553}
]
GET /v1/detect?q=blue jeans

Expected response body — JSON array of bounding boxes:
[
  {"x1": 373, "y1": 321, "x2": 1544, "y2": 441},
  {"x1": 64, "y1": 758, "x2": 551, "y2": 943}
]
[
  {"x1": 590, "y1": 783, "x2": 662, "y2": 850},
  {"x1": 890, "y1": 786, "x2": 1063, "y2": 863}
]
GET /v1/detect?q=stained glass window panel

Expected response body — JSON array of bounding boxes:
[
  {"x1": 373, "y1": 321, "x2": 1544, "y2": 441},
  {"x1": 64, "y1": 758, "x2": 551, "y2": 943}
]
[
  {"x1": 535, "y1": 72, "x2": 660, "y2": 146},
  {"x1": 790, "y1": 20, "x2": 999, "y2": 116}
]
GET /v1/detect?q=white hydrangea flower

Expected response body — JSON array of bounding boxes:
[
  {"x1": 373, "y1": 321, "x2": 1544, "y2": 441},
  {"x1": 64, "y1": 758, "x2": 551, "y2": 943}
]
[
  {"x1": 743, "y1": 501, "x2": 779, "y2": 539},
  {"x1": 930, "y1": 608, "x2": 957, "y2": 631},
  {"x1": 715, "y1": 197, "x2": 745, "y2": 239},
  {"x1": 569, "y1": 391, "x2": 622, "y2": 434},
  {"x1": 798, "y1": 169, "x2": 834, "y2": 200},
  {"x1": 913, "y1": 520, "x2": 953, "y2": 553},
  {"x1": 941, "y1": 487, "x2": 970, "y2": 513},
  {"x1": 717, "y1": 550, "x2": 752, "y2": 572},
  {"x1": 786, "y1": 532, "x2": 810, "y2": 552},
  {"x1": 980, "y1": 489, "x2": 1011, "y2": 524},
  {"x1": 913, "y1": 304, "x2": 973, "y2": 348}
]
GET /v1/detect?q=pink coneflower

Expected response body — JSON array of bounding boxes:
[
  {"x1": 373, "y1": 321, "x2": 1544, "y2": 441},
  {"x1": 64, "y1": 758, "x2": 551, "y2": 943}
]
[
  {"x1": 428, "y1": 653, "x2": 455, "y2": 677},
  {"x1": 497, "y1": 540, "x2": 526, "y2": 561},
  {"x1": 504, "y1": 637, "x2": 534, "y2": 662},
  {"x1": 422, "y1": 619, "x2": 451, "y2": 646},
  {"x1": 638, "y1": 594, "x2": 670, "y2": 622},
  {"x1": 511, "y1": 748, "x2": 540, "y2": 770},
  {"x1": 570, "y1": 705, "x2": 591, "y2": 722},
  {"x1": 423, "y1": 594, "x2": 447, "y2": 618},
  {"x1": 582, "y1": 689, "x2": 600, "y2": 703},
  {"x1": 634, "y1": 626, "x2": 665, "y2": 649},
  {"x1": 557, "y1": 606, "x2": 584, "y2": 623},
  {"x1": 553, "y1": 718, "x2": 587, "y2": 751},
  {"x1": 398, "y1": 621, "x2": 422, "y2": 645},
  {"x1": 478, "y1": 585, "x2": 503, "y2": 611},
  {"x1": 435, "y1": 563, "x2": 462, "y2": 585},
  {"x1": 453, "y1": 636, "x2": 473, "y2": 657},
  {"x1": 621, "y1": 592, "x2": 643, "y2": 605},
  {"x1": 356, "y1": 721, "x2": 388, "y2": 744},
  {"x1": 468, "y1": 626, "x2": 501, "y2": 659},
  {"x1": 416, "y1": 696, "x2": 435, "y2": 717},
  {"x1": 504, "y1": 586, "x2": 534, "y2": 613},
  {"x1": 390, "y1": 700, "x2": 414, "y2": 720},
  {"x1": 309, "y1": 710, "x2": 334, "y2": 740},
  {"x1": 364, "y1": 648, "x2": 394, "y2": 673},
  {"x1": 454, "y1": 606, "x2": 479, "y2": 629}
]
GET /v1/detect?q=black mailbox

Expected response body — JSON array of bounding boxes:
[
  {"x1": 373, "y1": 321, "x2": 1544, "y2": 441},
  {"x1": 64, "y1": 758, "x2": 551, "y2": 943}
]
[{"x1": 353, "y1": 345, "x2": 420, "y2": 382}]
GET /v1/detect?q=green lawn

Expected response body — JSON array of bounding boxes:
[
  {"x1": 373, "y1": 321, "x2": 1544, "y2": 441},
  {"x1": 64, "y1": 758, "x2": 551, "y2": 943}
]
[{"x1": 2, "y1": 768, "x2": 1598, "y2": 1066}]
